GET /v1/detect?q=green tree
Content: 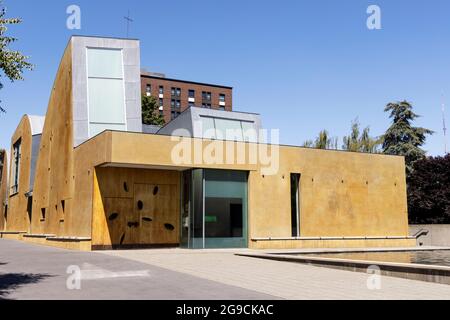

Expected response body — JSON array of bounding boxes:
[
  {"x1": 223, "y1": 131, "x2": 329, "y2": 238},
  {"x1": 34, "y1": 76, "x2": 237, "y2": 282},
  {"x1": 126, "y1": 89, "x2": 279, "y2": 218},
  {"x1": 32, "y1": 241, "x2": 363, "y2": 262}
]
[
  {"x1": 0, "y1": 2, "x2": 33, "y2": 113},
  {"x1": 303, "y1": 130, "x2": 338, "y2": 150},
  {"x1": 408, "y1": 155, "x2": 450, "y2": 224},
  {"x1": 302, "y1": 140, "x2": 314, "y2": 148},
  {"x1": 141, "y1": 95, "x2": 165, "y2": 126},
  {"x1": 342, "y1": 118, "x2": 381, "y2": 153},
  {"x1": 382, "y1": 101, "x2": 433, "y2": 174}
]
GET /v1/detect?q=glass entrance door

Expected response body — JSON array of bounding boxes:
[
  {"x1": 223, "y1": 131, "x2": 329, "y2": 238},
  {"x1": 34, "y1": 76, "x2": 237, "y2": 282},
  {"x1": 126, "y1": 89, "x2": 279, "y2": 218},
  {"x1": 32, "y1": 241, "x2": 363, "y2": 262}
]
[
  {"x1": 203, "y1": 170, "x2": 248, "y2": 248},
  {"x1": 180, "y1": 169, "x2": 248, "y2": 249}
]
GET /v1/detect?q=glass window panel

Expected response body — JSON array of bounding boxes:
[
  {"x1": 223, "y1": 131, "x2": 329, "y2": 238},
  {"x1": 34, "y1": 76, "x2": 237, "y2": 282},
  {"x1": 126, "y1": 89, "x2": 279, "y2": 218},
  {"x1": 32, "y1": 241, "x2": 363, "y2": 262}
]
[
  {"x1": 87, "y1": 48, "x2": 123, "y2": 79},
  {"x1": 241, "y1": 121, "x2": 257, "y2": 143},
  {"x1": 204, "y1": 170, "x2": 247, "y2": 199},
  {"x1": 204, "y1": 170, "x2": 248, "y2": 247},
  {"x1": 88, "y1": 78, "x2": 126, "y2": 124},
  {"x1": 89, "y1": 123, "x2": 127, "y2": 137},
  {"x1": 201, "y1": 117, "x2": 216, "y2": 139},
  {"x1": 214, "y1": 118, "x2": 243, "y2": 141}
]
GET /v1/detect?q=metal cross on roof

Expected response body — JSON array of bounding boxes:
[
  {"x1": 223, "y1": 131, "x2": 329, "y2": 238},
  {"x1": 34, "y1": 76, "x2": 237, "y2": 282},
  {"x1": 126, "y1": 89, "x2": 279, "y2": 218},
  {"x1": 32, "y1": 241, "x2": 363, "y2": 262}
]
[{"x1": 124, "y1": 10, "x2": 133, "y2": 38}]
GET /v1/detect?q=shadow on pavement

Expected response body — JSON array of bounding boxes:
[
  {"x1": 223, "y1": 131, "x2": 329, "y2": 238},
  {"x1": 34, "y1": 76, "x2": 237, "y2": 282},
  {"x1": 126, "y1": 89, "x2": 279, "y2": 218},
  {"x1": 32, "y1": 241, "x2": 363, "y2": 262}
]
[{"x1": 0, "y1": 273, "x2": 53, "y2": 299}]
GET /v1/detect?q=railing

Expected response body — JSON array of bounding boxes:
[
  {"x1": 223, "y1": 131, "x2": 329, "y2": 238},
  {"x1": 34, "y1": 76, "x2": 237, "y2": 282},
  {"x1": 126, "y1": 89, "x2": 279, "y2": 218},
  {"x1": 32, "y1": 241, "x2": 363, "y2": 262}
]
[{"x1": 412, "y1": 228, "x2": 429, "y2": 239}]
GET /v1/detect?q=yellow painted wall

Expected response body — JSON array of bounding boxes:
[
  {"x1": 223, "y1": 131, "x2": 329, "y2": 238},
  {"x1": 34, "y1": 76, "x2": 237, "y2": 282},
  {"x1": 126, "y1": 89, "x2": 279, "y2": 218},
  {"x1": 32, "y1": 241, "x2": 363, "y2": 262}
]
[
  {"x1": 30, "y1": 42, "x2": 75, "y2": 236},
  {"x1": 6, "y1": 116, "x2": 34, "y2": 232},
  {"x1": 105, "y1": 132, "x2": 409, "y2": 242},
  {"x1": 249, "y1": 147, "x2": 408, "y2": 241}
]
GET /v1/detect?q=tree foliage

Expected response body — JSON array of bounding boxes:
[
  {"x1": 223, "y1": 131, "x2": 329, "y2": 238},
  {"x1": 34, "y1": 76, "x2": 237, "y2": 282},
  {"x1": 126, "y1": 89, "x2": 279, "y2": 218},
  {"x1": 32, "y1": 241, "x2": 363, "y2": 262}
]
[
  {"x1": 382, "y1": 101, "x2": 433, "y2": 174},
  {"x1": 0, "y1": 2, "x2": 33, "y2": 113},
  {"x1": 303, "y1": 130, "x2": 338, "y2": 150},
  {"x1": 408, "y1": 155, "x2": 450, "y2": 224},
  {"x1": 141, "y1": 95, "x2": 165, "y2": 126},
  {"x1": 342, "y1": 118, "x2": 381, "y2": 153}
]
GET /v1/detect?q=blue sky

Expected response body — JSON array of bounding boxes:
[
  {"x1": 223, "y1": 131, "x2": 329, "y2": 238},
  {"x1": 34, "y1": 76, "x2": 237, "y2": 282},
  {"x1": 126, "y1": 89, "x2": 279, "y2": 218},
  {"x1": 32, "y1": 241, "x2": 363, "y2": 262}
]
[{"x1": 1, "y1": 0, "x2": 449, "y2": 155}]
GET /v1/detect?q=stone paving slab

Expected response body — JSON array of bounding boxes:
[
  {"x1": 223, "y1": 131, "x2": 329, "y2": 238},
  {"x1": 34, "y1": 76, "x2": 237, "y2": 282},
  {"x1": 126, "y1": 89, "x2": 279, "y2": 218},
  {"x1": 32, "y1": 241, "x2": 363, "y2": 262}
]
[{"x1": 101, "y1": 248, "x2": 450, "y2": 300}]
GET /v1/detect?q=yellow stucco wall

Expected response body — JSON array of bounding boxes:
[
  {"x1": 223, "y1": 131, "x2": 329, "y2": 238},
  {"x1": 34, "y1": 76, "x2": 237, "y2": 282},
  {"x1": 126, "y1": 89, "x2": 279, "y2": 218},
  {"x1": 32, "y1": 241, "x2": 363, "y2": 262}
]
[
  {"x1": 6, "y1": 116, "x2": 34, "y2": 232},
  {"x1": 30, "y1": 41, "x2": 75, "y2": 237},
  {"x1": 106, "y1": 131, "x2": 409, "y2": 241},
  {"x1": 25, "y1": 125, "x2": 411, "y2": 250},
  {"x1": 249, "y1": 146, "x2": 408, "y2": 240}
]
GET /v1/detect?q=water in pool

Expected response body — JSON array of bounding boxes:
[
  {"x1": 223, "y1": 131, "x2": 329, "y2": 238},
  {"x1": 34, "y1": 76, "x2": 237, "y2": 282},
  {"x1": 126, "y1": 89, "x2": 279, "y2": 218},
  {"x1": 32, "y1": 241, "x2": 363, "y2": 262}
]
[{"x1": 300, "y1": 250, "x2": 450, "y2": 267}]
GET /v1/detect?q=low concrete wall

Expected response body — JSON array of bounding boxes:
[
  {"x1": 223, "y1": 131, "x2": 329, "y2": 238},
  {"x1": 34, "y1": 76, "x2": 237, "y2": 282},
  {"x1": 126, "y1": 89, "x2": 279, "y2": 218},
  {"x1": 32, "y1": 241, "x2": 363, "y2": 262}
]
[
  {"x1": 410, "y1": 224, "x2": 450, "y2": 246},
  {"x1": 250, "y1": 237, "x2": 416, "y2": 249},
  {"x1": 237, "y1": 252, "x2": 450, "y2": 285}
]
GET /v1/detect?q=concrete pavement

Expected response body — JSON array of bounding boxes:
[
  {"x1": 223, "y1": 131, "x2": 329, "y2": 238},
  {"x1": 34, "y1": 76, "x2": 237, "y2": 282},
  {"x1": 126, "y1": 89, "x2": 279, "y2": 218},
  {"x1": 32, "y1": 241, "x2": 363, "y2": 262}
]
[
  {"x1": 1, "y1": 239, "x2": 450, "y2": 299},
  {"x1": 0, "y1": 239, "x2": 275, "y2": 300},
  {"x1": 102, "y1": 248, "x2": 450, "y2": 300}
]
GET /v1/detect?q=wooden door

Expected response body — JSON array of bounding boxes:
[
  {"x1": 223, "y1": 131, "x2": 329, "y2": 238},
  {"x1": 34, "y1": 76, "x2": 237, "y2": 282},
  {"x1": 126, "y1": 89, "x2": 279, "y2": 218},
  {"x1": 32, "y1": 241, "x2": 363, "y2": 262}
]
[
  {"x1": 104, "y1": 197, "x2": 137, "y2": 245},
  {"x1": 134, "y1": 183, "x2": 179, "y2": 244}
]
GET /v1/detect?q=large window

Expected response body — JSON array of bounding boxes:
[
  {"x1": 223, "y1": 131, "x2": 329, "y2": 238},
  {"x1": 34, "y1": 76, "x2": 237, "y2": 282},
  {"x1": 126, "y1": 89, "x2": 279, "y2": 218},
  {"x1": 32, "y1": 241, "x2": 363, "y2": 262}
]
[
  {"x1": 171, "y1": 87, "x2": 181, "y2": 97},
  {"x1": 171, "y1": 99, "x2": 181, "y2": 109},
  {"x1": 87, "y1": 48, "x2": 126, "y2": 137},
  {"x1": 171, "y1": 110, "x2": 181, "y2": 120},
  {"x1": 202, "y1": 91, "x2": 211, "y2": 101},
  {"x1": 10, "y1": 139, "x2": 21, "y2": 195}
]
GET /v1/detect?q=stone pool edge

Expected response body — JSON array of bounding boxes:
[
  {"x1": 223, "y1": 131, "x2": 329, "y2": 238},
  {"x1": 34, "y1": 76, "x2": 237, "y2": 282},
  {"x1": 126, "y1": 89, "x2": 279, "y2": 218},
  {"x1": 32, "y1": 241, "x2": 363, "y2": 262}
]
[{"x1": 236, "y1": 252, "x2": 450, "y2": 285}]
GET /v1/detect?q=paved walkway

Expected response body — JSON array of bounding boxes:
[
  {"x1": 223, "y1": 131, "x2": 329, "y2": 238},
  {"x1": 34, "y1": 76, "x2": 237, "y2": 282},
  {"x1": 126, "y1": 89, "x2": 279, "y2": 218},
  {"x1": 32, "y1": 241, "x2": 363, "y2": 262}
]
[
  {"x1": 1, "y1": 239, "x2": 450, "y2": 299},
  {"x1": 0, "y1": 239, "x2": 274, "y2": 300},
  {"x1": 102, "y1": 248, "x2": 450, "y2": 300}
]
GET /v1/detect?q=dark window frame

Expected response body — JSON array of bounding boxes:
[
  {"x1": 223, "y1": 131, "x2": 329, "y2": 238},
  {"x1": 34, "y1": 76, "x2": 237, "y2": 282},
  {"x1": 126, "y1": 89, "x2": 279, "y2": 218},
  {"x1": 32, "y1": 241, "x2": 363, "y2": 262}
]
[
  {"x1": 10, "y1": 138, "x2": 22, "y2": 196},
  {"x1": 290, "y1": 173, "x2": 301, "y2": 237}
]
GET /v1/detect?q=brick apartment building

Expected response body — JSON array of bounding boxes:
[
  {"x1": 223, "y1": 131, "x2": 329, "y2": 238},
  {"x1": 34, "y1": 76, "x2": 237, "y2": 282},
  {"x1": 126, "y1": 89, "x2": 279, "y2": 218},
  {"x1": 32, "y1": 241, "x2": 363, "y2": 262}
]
[{"x1": 140, "y1": 70, "x2": 233, "y2": 123}]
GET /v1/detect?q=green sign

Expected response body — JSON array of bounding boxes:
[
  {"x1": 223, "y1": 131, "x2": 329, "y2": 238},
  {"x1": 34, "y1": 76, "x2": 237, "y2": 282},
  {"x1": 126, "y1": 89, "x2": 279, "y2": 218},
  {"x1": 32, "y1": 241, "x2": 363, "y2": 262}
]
[{"x1": 205, "y1": 215, "x2": 217, "y2": 223}]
